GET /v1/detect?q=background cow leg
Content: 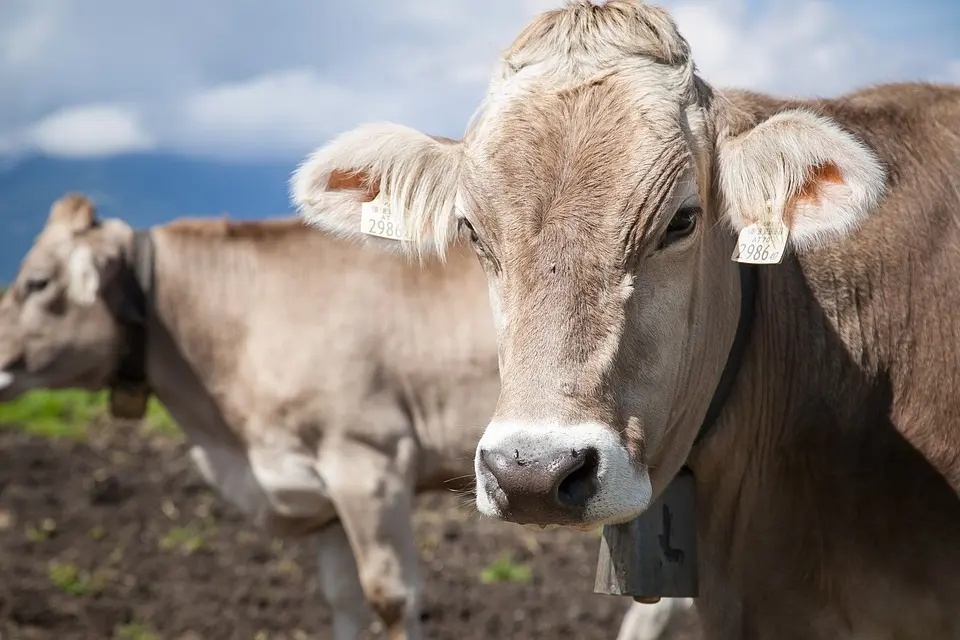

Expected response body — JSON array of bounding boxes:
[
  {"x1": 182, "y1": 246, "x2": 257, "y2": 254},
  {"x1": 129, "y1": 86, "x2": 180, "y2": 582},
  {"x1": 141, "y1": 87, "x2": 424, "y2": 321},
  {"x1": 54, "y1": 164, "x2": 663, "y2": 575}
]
[
  {"x1": 322, "y1": 441, "x2": 423, "y2": 640},
  {"x1": 615, "y1": 597, "x2": 696, "y2": 640},
  {"x1": 316, "y1": 520, "x2": 372, "y2": 640}
]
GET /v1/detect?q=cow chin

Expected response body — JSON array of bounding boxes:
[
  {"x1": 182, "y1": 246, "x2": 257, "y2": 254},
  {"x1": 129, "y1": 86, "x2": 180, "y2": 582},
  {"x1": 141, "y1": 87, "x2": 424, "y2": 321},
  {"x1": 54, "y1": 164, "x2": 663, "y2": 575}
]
[
  {"x1": 0, "y1": 370, "x2": 20, "y2": 402},
  {"x1": 473, "y1": 421, "x2": 652, "y2": 528}
]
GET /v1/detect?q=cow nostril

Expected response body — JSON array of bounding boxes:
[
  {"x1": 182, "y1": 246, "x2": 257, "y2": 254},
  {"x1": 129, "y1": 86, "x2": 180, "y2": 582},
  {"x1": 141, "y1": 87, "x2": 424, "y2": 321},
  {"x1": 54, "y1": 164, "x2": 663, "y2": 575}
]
[{"x1": 556, "y1": 447, "x2": 600, "y2": 508}]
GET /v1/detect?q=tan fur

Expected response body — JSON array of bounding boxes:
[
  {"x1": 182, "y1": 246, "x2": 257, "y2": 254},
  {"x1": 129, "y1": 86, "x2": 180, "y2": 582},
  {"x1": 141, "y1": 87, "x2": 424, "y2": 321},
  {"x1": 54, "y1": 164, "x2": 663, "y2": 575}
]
[
  {"x1": 0, "y1": 196, "x2": 687, "y2": 640},
  {"x1": 292, "y1": 1, "x2": 960, "y2": 638},
  {"x1": 46, "y1": 192, "x2": 98, "y2": 232}
]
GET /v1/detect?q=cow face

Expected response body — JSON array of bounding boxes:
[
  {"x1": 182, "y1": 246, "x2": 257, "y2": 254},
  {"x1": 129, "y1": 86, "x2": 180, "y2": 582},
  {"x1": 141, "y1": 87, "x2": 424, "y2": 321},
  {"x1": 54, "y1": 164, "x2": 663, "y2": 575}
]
[
  {"x1": 0, "y1": 194, "x2": 134, "y2": 402},
  {"x1": 292, "y1": 1, "x2": 886, "y2": 528}
]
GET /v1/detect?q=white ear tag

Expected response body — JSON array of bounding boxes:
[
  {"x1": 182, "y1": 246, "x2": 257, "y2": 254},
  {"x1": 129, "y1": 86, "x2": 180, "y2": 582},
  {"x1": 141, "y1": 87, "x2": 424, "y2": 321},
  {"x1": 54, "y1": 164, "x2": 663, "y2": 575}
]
[
  {"x1": 732, "y1": 200, "x2": 790, "y2": 265},
  {"x1": 360, "y1": 192, "x2": 409, "y2": 241}
]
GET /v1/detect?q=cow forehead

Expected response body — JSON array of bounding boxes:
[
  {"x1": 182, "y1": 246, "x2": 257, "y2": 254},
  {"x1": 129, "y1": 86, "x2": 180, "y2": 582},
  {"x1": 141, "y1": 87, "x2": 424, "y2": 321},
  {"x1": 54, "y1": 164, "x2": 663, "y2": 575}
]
[
  {"x1": 463, "y1": 78, "x2": 693, "y2": 263},
  {"x1": 25, "y1": 229, "x2": 74, "y2": 267},
  {"x1": 18, "y1": 240, "x2": 59, "y2": 275},
  {"x1": 16, "y1": 230, "x2": 96, "y2": 289}
]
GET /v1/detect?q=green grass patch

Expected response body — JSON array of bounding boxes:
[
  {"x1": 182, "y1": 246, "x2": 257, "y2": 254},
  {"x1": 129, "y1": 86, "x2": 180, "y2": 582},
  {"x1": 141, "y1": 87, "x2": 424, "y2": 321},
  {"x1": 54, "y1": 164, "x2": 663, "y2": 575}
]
[
  {"x1": 0, "y1": 390, "x2": 104, "y2": 439},
  {"x1": 0, "y1": 389, "x2": 179, "y2": 440},
  {"x1": 479, "y1": 553, "x2": 533, "y2": 584},
  {"x1": 141, "y1": 398, "x2": 180, "y2": 438}
]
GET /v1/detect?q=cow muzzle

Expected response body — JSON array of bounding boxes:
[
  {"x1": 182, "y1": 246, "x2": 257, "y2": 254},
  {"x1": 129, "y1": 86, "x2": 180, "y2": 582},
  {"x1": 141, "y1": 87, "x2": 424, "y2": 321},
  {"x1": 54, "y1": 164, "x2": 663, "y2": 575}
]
[
  {"x1": 0, "y1": 370, "x2": 15, "y2": 400},
  {"x1": 0, "y1": 352, "x2": 25, "y2": 400},
  {"x1": 473, "y1": 420, "x2": 652, "y2": 527}
]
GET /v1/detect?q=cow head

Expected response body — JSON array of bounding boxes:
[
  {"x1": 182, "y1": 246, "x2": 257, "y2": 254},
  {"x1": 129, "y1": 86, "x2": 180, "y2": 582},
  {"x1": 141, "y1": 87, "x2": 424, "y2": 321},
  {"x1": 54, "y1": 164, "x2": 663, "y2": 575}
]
[
  {"x1": 292, "y1": 1, "x2": 887, "y2": 528},
  {"x1": 0, "y1": 194, "x2": 135, "y2": 402}
]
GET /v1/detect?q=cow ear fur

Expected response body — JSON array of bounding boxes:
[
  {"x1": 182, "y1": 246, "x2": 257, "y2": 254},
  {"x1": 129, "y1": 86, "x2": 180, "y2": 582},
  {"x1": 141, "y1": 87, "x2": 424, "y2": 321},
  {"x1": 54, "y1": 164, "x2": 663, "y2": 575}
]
[
  {"x1": 290, "y1": 123, "x2": 464, "y2": 259},
  {"x1": 717, "y1": 109, "x2": 887, "y2": 251}
]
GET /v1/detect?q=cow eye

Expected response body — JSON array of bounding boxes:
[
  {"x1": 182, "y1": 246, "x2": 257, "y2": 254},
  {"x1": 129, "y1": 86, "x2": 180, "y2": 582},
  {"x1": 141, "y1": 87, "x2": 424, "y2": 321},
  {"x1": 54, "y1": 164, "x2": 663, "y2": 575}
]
[
  {"x1": 458, "y1": 216, "x2": 480, "y2": 244},
  {"x1": 24, "y1": 278, "x2": 50, "y2": 295},
  {"x1": 659, "y1": 205, "x2": 700, "y2": 249}
]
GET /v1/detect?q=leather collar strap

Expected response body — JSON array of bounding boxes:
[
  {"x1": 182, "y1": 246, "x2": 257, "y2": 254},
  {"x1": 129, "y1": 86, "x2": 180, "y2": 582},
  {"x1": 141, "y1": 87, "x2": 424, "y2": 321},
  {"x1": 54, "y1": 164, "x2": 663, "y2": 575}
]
[
  {"x1": 108, "y1": 229, "x2": 154, "y2": 420},
  {"x1": 691, "y1": 262, "x2": 758, "y2": 448}
]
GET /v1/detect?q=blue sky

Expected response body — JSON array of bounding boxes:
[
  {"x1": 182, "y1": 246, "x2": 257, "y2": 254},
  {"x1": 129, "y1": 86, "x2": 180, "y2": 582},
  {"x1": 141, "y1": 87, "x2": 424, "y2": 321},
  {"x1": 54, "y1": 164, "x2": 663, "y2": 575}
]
[{"x1": 1, "y1": 0, "x2": 958, "y2": 164}]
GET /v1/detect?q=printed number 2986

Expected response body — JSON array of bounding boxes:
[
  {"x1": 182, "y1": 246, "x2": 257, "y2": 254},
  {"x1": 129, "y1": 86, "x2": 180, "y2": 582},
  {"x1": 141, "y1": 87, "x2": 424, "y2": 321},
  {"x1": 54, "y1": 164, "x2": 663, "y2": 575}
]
[
  {"x1": 368, "y1": 218, "x2": 400, "y2": 239},
  {"x1": 739, "y1": 243, "x2": 776, "y2": 262}
]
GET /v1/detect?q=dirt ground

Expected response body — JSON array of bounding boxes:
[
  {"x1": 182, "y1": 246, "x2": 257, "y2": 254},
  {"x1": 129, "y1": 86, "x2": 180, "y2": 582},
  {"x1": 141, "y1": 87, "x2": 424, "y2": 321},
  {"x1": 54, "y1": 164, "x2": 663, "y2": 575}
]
[{"x1": 0, "y1": 423, "x2": 700, "y2": 640}]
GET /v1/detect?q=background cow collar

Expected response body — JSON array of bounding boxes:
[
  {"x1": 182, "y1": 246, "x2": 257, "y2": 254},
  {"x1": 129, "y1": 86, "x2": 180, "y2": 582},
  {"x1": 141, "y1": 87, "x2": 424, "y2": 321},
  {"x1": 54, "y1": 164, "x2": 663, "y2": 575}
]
[{"x1": 108, "y1": 228, "x2": 154, "y2": 420}]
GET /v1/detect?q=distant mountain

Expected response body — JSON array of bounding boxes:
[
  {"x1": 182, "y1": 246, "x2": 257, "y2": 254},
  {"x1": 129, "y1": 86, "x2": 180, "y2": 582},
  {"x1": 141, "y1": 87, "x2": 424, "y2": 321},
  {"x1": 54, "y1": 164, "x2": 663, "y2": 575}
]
[{"x1": 0, "y1": 152, "x2": 301, "y2": 281}]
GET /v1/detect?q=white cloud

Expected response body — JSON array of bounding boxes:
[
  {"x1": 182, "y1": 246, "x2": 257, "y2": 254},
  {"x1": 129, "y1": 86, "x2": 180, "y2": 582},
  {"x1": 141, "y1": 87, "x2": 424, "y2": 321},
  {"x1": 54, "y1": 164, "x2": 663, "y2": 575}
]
[
  {"x1": 0, "y1": 0, "x2": 956, "y2": 161},
  {"x1": 174, "y1": 70, "x2": 364, "y2": 157},
  {"x1": 22, "y1": 104, "x2": 155, "y2": 158},
  {"x1": 670, "y1": 0, "x2": 899, "y2": 97}
]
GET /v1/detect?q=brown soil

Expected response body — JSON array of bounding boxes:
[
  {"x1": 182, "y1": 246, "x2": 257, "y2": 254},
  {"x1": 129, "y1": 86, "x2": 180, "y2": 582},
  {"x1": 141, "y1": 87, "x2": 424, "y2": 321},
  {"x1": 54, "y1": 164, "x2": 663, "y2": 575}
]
[{"x1": 0, "y1": 423, "x2": 700, "y2": 640}]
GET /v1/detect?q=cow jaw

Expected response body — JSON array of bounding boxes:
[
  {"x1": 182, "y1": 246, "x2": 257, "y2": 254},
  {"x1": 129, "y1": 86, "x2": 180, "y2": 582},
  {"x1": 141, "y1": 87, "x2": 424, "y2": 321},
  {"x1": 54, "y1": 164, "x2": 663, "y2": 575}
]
[{"x1": 474, "y1": 420, "x2": 652, "y2": 527}]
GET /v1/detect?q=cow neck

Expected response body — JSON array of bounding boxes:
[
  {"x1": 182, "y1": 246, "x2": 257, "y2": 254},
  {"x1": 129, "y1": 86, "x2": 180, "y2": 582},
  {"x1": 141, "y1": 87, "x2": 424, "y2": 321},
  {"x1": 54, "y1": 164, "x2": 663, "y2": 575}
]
[
  {"x1": 690, "y1": 262, "x2": 758, "y2": 449},
  {"x1": 107, "y1": 228, "x2": 155, "y2": 420}
]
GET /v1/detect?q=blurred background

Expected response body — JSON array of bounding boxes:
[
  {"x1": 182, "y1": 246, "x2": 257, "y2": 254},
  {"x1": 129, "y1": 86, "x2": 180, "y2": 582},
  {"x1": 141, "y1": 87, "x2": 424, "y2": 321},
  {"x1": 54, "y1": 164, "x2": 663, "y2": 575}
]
[
  {"x1": 2, "y1": 0, "x2": 959, "y2": 279},
  {"x1": 0, "y1": 2, "x2": 958, "y2": 639}
]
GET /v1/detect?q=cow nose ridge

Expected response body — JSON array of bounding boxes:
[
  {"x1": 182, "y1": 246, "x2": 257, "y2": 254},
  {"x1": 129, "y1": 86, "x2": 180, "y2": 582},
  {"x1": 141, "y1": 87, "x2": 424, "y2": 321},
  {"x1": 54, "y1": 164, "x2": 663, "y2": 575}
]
[{"x1": 477, "y1": 445, "x2": 600, "y2": 523}]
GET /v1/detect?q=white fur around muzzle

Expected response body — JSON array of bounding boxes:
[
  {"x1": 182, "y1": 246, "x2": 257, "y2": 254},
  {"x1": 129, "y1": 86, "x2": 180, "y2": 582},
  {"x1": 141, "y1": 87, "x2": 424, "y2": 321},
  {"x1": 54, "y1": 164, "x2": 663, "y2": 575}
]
[{"x1": 474, "y1": 420, "x2": 652, "y2": 525}]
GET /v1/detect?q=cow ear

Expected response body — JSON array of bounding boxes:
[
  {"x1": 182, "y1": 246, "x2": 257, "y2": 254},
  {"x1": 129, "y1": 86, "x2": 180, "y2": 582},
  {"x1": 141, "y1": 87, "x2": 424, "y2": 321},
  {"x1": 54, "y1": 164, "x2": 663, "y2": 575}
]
[
  {"x1": 290, "y1": 123, "x2": 464, "y2": 259},
  {"x1": 66, "y1": 244, "x2": 100, "y2": 306},
  {"x1": 717, "y1": 109, "x2": 887, "y2": 251},
  {"x1": 47, "y1": 193, "x2": 97, "y2": 233}
]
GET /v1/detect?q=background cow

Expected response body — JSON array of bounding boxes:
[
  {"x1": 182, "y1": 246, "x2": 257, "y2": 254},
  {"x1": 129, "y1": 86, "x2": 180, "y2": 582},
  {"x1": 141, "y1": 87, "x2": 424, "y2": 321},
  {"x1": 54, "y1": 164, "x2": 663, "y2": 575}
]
[
  {"x1": 0, "y1": 193, "x2": 696, "y2": 640},
  {"x1": 291, "y1": 1, "x2": 960, "y2": 638}
]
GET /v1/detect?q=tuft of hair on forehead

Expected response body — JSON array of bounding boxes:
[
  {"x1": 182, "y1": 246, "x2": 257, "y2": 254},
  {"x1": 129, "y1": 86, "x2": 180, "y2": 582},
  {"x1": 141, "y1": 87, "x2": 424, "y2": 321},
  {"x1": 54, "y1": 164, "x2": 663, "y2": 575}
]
[
  {"x1": 508, "y1": 0, "x2": 691, "y2": 68},
  {"x1": 486, "y1": 0, "x2": 695, "y2": 99},
  {"x1": 46, "y1": 192, "x2": 97, "y2": 234},
  {"x1": 468, "y1": 0, "x2": 704, "y2": 150}
]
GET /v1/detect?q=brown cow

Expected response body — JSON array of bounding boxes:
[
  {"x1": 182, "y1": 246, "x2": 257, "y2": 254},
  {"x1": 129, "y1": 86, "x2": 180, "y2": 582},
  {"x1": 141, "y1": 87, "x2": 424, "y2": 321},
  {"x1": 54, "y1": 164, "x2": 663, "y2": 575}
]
[
  {"x1": 291, "y1": 1, "x2": 960, "y2": 637},
  {"x1": 0, "y1": 193, "x2": 693, "y2": 640}
]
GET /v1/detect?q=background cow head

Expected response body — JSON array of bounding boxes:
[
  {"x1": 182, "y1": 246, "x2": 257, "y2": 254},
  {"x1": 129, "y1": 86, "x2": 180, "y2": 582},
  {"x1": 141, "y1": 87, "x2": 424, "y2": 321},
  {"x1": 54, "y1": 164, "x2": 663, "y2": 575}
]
[{"x1": 0, "y1": 194, "x2": 134, "y2": 401}]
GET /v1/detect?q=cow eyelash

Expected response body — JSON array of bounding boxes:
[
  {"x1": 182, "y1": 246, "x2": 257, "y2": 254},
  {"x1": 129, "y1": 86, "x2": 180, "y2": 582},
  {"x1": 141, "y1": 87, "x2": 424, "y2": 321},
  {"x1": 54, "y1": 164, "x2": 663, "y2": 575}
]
[
  {"x1": 658, "y1": 205, "x2": 700, "y2": 249},
  {"x1": 457, "y1": 216, "x2": 502, "y2": 273},
  {"x1": 458, "y1": 217, "x2": 480, "y2": 244}
]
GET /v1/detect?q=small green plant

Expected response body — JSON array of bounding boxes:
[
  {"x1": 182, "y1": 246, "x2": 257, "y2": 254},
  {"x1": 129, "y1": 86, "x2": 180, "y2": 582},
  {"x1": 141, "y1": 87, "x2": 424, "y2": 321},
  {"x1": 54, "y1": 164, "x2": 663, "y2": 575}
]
[
  {"x1": 159, "y1": 520, "x2": 216, "y2": 556},
  {"x1": 26, "y1": 517, "x2": 58, "y2": 542},
  {"x1": 108, "y1": 547, "x2": 125, "y2": 565},
  {"x1": 47, "y1": 560, "x2": 105, "y2": 596},
  {"x1": 114, "y1": 621, "x2": 161, "y2": 640},
  {"x1": 479, "y1": 554, "x2": 533, "y2": 584}
]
